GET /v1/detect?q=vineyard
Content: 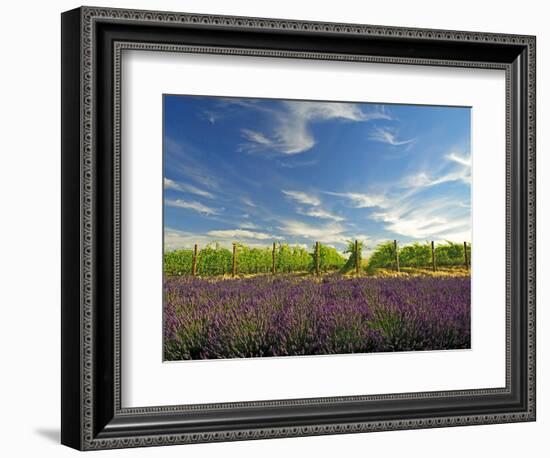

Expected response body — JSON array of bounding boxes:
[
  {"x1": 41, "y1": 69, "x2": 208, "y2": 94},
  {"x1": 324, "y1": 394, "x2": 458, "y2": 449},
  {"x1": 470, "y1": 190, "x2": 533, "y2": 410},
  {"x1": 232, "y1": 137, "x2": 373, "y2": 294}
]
[
  {"x1": 164, "y1": 240, "x2": 471, "y2": 277},
  {"x1": 367, "y1": 241, "x2": 471, "y2": 273},
  {"x1": 164, "y1": 242, "x2": 346, "y2": 276}
]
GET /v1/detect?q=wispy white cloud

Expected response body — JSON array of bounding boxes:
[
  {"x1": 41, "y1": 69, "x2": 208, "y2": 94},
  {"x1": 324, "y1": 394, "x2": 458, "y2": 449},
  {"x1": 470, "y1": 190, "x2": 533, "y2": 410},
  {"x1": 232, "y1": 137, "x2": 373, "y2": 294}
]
[
  {"x1": 446, "y1": 152, "x2": 471, "y2": 167},
  {"x1": 164, "y1": 228, "x2": 213, "y2": 251},
  {"x1": 165, "y1": 199, "x2": 220, "y2": 216},
  {"x1": 324, "y1": 191, "x2": 389, "y2": 209},
  {"x1": 164, "y1": 177, "x2": 215, "y2": 199},
  {"x1": 165, "y1": 228, "x2": 278, "y2": 251},
  {"x1": 241, "y1": 129, "x2": 274, "y2": 148},
  {"x1": 219, "y1": 97, "x2": 273, "y2": 112},
  {"x1": 164, "y1": 138, "x2": 220, "y2": 191},
  {"x1": 422, "y1": 170, "x2": 468, "y2": 187},
  {"x1": 165, "y1": 227, "x2": 379, "y2": 253},
  {"x1": 323, "y1": 149, "x2": 472, "y2": 241},
  {"x1": 402, "y1": 151, "x2": 471, "y2": 190},
  {"x1": 370, "y1": 197, "x2": 470, "y2": 240},
  {"x1": 241, "y1": 101, "x2": 391, "y2": 155},
  {"x1": 282, "y1": 190, "x2": 321, "y2": 206},
  {"x1": 239, "y1": 221, "x2": 260, "y2": 229},
  {"x1": 298, "y1": 208, "x2": 345, "y2": 222},
  {"x1": 368, "y1": 126, "x2": 415, "y2": 146},
  {"x1": 278, "y1": 220, "x2": 347, "y2": 244},
  {"x1": 387, "y1": 215, "x2": 470, "y2": 240},
  {"x1": 200, "y1": 110, "x2": 220, "y2": 125},
  {"x1": 207, "y1": 229, "x2": 283, "y2": 240},
  {"x1": 401, "y1": 169, "x2": 469, "y2": 189},
  {"x1": 241, "y1": 197, "x2": 256, "y2": 207},
  {"x1": 283, "y1": 190, "x2": 345, "y2": 222}
]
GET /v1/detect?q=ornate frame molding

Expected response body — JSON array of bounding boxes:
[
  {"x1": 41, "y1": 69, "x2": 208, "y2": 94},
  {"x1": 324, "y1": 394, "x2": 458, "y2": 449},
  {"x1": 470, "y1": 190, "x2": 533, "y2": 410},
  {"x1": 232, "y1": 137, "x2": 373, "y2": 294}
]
[{"x1": 61, "y1": 6, "x2": 536, "y2": 450}]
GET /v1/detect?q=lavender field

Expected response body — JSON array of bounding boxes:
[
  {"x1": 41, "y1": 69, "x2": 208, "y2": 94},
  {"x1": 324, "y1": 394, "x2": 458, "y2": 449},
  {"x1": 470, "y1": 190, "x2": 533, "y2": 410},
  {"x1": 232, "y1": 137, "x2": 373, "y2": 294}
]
[{"x1": 164, "y1": 275, "x2": 470, "y2": 360}]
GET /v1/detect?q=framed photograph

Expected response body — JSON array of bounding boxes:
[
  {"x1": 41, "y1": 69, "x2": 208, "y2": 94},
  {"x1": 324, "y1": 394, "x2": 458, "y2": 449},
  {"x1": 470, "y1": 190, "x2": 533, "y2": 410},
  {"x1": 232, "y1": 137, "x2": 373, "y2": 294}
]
[{"x1": 61, "y1": 6, "x2": 536, "y2": 450}]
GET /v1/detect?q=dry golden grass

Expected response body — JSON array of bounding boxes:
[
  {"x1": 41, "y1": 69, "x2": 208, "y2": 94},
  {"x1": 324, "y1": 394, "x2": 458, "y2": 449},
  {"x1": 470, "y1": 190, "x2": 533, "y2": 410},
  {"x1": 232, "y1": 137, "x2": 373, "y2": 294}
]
[
  {"x1": 177, "y1": 262, "x2": 471, "y2": 281},
  {"x1": 370, "y1": 266, "x2": 470, "y2": 278},
  {"x1": 204, "y1": 267, "x2": 470, "y2": 281}
]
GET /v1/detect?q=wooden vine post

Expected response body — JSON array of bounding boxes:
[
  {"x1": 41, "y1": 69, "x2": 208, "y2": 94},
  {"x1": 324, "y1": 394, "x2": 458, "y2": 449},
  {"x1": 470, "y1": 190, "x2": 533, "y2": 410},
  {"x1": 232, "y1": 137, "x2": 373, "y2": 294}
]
[
  {"x1": 232, "y1": 243, "x2": 237, "y2": 277},
  {"x1": 315, "y1": 241, "x2": 320, "y2": 276},
  {"x1": 192, "y1": 244, "x2": 198, "y2": 277},
  {"x1": 355, "y1": 239, "x2": 360, "y2": 274},
  {"x1": 431, "y1": 241, "x2": 436, "y2": 272},
  {"x1": 394, "y1": 239, "x2": 400, "y2": 273},
  {"x1": 464, "y1": 241, "x2": 469, "y2": 269},
  {"x1": 272, "y1": 242, "x2": 276, "y2": 275}
]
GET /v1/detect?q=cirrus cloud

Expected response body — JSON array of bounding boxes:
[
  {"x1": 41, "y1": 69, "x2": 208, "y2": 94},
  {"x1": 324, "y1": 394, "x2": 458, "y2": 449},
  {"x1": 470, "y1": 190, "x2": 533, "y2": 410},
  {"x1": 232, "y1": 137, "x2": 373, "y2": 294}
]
[
  {"x1": 368, "y1": 126, "x2": 415, "y2": 146},
  {"x1": 282, "y1": 190, "x2": 321, "y2": 206},
  {"x1": 207, "y1": 229, "x2": 283, "y2": 240},
  {"x1": 241, "y1": 101, "x2": 392, "y2": 155},
  {"x1": 165, "y1": 199, "x2": 220, "y2": 216},
  {"x1": 164, "y1": 177, "x2": 215, "y2": 199}
]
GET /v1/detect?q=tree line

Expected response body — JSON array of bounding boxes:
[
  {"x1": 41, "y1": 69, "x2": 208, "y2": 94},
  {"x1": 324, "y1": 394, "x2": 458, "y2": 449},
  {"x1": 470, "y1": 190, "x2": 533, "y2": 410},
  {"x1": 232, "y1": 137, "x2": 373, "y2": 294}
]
[
  {"x1": 367, "y1": 241, "x2": 471, "y2": 273},
  {"x1": 164, "y1": 240, "x2": 471, "y2": 276},
  {"x1": 164, "y1": 242, "x2": 346, "y2": 276}
]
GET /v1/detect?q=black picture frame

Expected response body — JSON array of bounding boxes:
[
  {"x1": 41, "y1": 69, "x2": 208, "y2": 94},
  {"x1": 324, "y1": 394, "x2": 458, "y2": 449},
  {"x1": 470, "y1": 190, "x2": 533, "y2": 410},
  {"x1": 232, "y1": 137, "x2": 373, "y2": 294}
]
[{"x1": 61, "y1": 6, "x2": 536, "y2": 450}]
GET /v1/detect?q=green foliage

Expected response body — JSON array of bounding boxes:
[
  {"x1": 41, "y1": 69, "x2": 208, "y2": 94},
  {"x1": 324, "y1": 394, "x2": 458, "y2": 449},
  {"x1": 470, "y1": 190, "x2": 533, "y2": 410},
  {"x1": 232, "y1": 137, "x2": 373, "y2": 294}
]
[
  {"x1": 164, "y1": 242, "x2": 341, "y2": 276},
  {"x1": 235, "y1": 244, "x2": 272, "y2": 274},
  {"x1": 435, "y1": 241, "x2": 471, "y2": 266},
  {"x1": 365, "y1": 241, "x2": 396, "y2": 273},
  {"x1": 196, "y1": 243, "x2": 232, "y2": 276},
  {"x1": 163, "y1": 239, "x2": 470, "y2": 277},
  {"x1": 316, "y1": 244, "x2": 347, "y2": 272},
  {"x1": 399, "y1": 243, "x2": 432, "y2": 267},
  {"x1": 341, "y1": 240, "x2": 364, "y2": 273},
  {"x1": 164, "y1": 249, "x2": 194, "y2": 276},
  {"x1": 367, "y1": 240, "x2": 471, "y2": 272},
  {"x1": 276, "y1": 243, "x2": 311, "y2": 273}
]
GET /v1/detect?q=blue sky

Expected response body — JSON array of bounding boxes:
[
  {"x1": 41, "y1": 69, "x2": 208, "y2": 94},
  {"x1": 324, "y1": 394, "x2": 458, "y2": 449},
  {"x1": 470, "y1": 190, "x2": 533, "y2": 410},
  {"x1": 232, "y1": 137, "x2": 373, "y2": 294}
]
[{"x1": 164, "y1": 95, "x2": 471, "y2": 254}]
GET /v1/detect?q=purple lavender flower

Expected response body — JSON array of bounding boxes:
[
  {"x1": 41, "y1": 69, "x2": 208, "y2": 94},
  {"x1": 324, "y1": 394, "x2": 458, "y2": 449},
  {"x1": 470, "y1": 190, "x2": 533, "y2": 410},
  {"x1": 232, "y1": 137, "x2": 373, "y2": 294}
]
[{"x1": 163, "y1": 275, "x2": 471, "y2": 360}]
